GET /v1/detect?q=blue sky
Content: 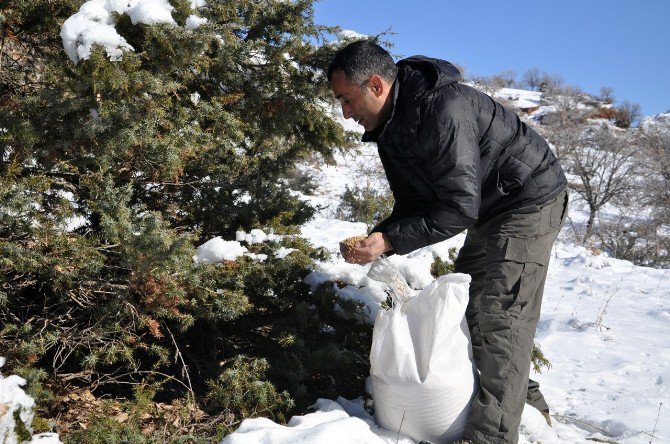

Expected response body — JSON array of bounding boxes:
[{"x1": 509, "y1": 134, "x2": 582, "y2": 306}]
[{"x1": 314, "y1": 0, "x2": 670, "y2": 117}]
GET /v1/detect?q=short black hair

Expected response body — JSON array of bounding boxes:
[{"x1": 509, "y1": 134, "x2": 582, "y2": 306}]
[{"x1": 327, "y1": 40, "x2": 398, "y2": 84}]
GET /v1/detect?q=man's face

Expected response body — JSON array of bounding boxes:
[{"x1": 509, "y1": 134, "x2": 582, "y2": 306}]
[{"x1": 330, "y1": 69, "x2": 386, "y2": 132}]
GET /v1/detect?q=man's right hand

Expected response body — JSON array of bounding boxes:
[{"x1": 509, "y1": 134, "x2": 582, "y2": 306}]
[{"x1": 341, "y1": 232, "x2": 392, "y2": 264}]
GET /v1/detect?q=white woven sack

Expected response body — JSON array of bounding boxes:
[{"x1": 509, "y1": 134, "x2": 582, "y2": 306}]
[{"x1": 370, "y1": 273, "x2": 478, "y2": 444}]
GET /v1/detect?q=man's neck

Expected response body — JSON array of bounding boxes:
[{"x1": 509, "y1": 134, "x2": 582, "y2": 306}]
[{"x1": 362, "y1": 79, "x2": 397, "y2": 143}]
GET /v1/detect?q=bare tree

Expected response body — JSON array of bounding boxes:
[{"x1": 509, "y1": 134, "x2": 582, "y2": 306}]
[
  {"x1": 599, "y1": 86, "x2": 615, "y2": 104},
  {"x1": 522, "y1": 68, "x2": 543, "y2": 91},
  {"x1": 566, "y1": 126, "x2": 642, "y2": 241},
  {"x1": 539, "y1": 86, "x2": 589, "y2": 159},
  {"x1": 589, "y1": 117, "x2": 670, "y2": 265},
  {"x1": 499, "y1": 69, "x2": 517, "y2": 88},
  {"x1": 640, "y1": 123, "x2": 670, "y2": 221},
  {"x1": 614, "y1": 100, "x2": 642, "y2": 128},
  {"x1": 539, "y1": 72, "x2": 564, "y2": 94}
]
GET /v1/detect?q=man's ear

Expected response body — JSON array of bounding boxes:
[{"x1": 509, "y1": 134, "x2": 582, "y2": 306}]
[{"x1": 369, "y1": 75, "x2": 385, "y2": 97}]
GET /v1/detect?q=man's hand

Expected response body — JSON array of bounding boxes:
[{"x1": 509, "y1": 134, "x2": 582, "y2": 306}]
[{"x1": 341, "y1": 232, "x2": 392, "y2": 264}]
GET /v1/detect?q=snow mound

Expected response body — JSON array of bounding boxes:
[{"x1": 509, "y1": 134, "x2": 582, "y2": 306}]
[
  {"x1": 221, "y1": 398, "x2": 414, "y2": 444},
  {"x1": 193, "y1": 237, "x2": 247, "y2": 263},
  {"x1": 0, "y1": 358, "x2": 63, "y2": 444},
  {"x1": 194, "y1": 230, "x2": 291, "y2": 264}
]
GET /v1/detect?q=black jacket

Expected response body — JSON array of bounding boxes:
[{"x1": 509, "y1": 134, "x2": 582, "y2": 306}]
[{"x1": 366, "y1": 56, "x2": 567, "y2": 255}]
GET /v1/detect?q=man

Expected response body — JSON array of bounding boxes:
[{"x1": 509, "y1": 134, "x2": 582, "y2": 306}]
[{"x1": 328, "y1": 40, "x2": 568, "y2": 444}]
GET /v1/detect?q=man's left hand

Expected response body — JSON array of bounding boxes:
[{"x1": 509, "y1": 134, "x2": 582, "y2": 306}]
[{"x1": 342, "y1": 232, "x2": 392, "y2": 264}]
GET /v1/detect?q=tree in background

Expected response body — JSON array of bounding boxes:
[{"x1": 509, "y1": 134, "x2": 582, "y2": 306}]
[
  {"x1": 613, "y1": 100, "x2": 642, "y2": 128},
  {"x1": 522, "y1": 67, "x2": 542, "y2": 91},
  {"x1": 493, "y1": 69, "x2": 517, "y2": 89},
  {"x1": 599, "y1": 86, "x2": 615, "y2": 105},
  {"x1": 564, "y1": 126, "x2": 641, "y2": 242},
  {"x1": 607, "y1": 121, "x2": 670, "y2": 266},
  {"x1": 540, "y1": 85, "x2": 590, "y2": 159},
  {"x1": 1, "y1": 0, "x2": 372, "y2": 439}
]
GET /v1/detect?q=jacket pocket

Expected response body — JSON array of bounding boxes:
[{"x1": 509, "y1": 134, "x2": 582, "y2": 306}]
[{"x1": 497, "y1": 146, "x2": 535, "y2": 193}]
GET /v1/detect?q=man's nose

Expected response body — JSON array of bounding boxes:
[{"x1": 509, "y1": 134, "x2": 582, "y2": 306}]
[{"x1": 342, "y1": 103, "x2": 352, "y2": 119}]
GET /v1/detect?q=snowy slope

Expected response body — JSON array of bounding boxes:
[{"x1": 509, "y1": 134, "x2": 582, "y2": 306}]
[{"x1": 225, "y1": 111, "x2": 670, "y2": 443}]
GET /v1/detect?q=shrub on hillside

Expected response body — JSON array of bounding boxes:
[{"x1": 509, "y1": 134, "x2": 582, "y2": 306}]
[
  {"x1": 613, "y1": 101, "x2": 642, "y2": 128},
  {"x1": 596, "y1": 218, "x2": 670, "y2": 267}
]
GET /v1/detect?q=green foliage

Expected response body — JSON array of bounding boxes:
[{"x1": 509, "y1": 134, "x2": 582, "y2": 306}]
[
  {"x1": 531, "y1": 344, "x2": 552, "y2": 374},
  {"x1": 430, "y1": 247, "x2": 458, "y2": 278},
  {"x1": 284, "y1": 167, "x2": 319, "y2": 196},
  {"x1": 11, "y1": 365, "x2": 56, "y2": 410},
  {"x1": 207, "y1": 356, "x2": 294, "y2": 423},
  {"x1": 336, "y1": 185, "x2": 394, "y2": 229},
  {"x1": 66, "y1": 415, "x2": 153, "y2": 444},
  {"x1": 0, "y1": 0, "x2": 369, "y2": 439}
]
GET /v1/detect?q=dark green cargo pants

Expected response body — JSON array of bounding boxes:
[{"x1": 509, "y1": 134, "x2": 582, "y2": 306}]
[{"x1": 455, "y1": 190, "x2": 568, "y2": 444}]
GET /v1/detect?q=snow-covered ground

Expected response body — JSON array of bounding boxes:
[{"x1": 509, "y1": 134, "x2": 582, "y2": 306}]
[{"x1": 224, "y1": 113, "x2": 670, "y2": 443}]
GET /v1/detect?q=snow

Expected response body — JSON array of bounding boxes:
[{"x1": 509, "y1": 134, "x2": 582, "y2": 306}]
[
  {"x1": 126, "y1": 0, "x2": 176, "y2": 26},
  {"x1": 185, "y1": 14, "x2": 208, "y2": 29},
  {"x1": 275, "y1": 247, "x2": 297, "y2": 259},
  {"x1": 494, "y1": 87, "x2": 543, "y2": 109},
  {"x1": 0, "y1": 359, "x2": 62, "y2": 444},
  {"x1": 61, "y1": 0, "x2": 208, "y2": 63},
  {"x1": 193, "y1": 237, "x2": 247, "y2": 263},
  {"x1": 221, "y1": 398, "x2": 414, "y2": 444},
  {"x1": 336, "y1": 30, "x2": 368, "y2": 41},
  {"x1": 193, "y1": 230, "x2": 284, "y2": 264},
  {"x1": 60, "y1": 3, "x2": 133, "y2": 64},
  {"x1": 642, "y1": 112, "x2": 670, "y2": 131}
]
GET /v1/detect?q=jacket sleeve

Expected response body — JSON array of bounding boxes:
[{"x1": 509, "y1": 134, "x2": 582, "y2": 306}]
[
  {"x1": 382, "y1": 89, "x2": 481, "y2": 255},
  {"x1": 368, "y1": 201, "x2": 413, "y2": 255}
]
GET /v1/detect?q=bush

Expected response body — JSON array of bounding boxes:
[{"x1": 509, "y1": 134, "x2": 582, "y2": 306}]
[
  {"x1": 206, "y1": 356, "x2": 294, "y2": 425},
  {"x1": 0, "y1": 0, "x2": 371, "y2": 440},
  {"x1": 430, "y1": 248, "x2": 458, "y2": 278},
  {"x1": 595, "y1": 218, "x2": 670, "y2": 267},
  {"x1": 531, "y1": 344, "x2": 551, "y2": 374},
  {"x1": 591, "y1": 106, "x2": 617, "y2": 120},
  {"x1": 336, "y1": 185, "x2": 394, "y2": 229},
  {"x1": 613, "y1": 101, "x2": 642, "y2": 128}
]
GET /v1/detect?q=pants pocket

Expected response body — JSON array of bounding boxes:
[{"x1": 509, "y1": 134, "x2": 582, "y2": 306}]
[
  {"x1": 504, "y1": 231, "x2": 558, "y2": 267},
  {"x1": 502, "y1": 231, "x2": 558, "y2": 319}
]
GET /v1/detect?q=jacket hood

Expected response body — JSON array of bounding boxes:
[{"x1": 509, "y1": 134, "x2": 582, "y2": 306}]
[{"x1": 396, "y1": 56, "x2": 462, "y2": 92}]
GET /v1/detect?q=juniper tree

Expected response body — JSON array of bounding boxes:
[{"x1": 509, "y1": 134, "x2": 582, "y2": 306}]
[{"x1": 1, "y1": 0, "x2": 370, "y2": 436}]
